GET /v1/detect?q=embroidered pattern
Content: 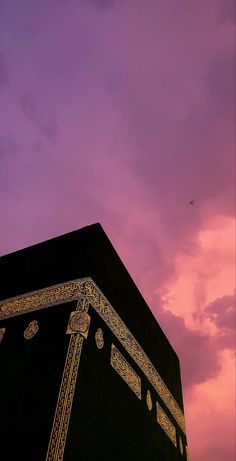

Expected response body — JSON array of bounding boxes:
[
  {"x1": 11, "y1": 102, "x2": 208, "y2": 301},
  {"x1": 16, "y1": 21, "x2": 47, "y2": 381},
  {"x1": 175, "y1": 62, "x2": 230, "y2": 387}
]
[
  {"x1": 0, "y1": 327, "x2": 6, "y2": 343},
  {"x1": 0, "y1": 277, "x2": 186, "y2": 455},
  {"x1": 66, "y1": 310, "x2": 90, "y2": 338},
  {"x1": 95, "y1": 328, "x2": 104, "y2": 349},
  {"x1": 46, "y1": 297, "x2": 88, "y2": 461},
  {"x1": 156, "y1": 402, "x2": 177, "y2": 447},
  {"x1": 0, "y1": 281, "x2": 81, "y2": 320},
  {"x1": 23, "y1": 320, "x2": 39, "y2": 340},
  {"x1": 111, "y1": 344, "x2": 141, "y2": 399},
  {"x1": 79, "y1": 278, "x2": 186, "y2": 434},
  {"x1": 146, "y1": 390, "x2": 153, "y2": 411}
]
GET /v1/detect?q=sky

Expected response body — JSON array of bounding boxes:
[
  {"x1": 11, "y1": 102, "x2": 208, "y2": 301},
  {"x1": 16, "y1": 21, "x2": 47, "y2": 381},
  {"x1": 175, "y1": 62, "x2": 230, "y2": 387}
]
[{"x1": 0, "y1": 0, "x2": 235, "y2": 459}]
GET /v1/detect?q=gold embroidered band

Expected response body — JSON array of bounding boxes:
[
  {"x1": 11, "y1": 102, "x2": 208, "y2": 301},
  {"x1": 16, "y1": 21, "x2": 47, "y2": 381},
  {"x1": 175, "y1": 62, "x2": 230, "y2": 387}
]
[
  {"x1": 110, "y1": 344, "x2": 141, "y2": 399},
  {"x1": 156, "y1": 402, "x2": 177, "y2": 447},
  {"x1": 0, "y1": 277, "x2": 186, "y2": 434}
]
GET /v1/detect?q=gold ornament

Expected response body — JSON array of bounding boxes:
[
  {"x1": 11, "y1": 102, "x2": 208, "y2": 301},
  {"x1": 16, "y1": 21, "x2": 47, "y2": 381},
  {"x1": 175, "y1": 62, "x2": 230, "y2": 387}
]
[
  {"x1": 23, "y1": 320, "x2": 39, "y2": 340},
  {"x1": 95, "y1": 328, "x2": 104, "y2": 349},
  {"x1": 66, "y1": 310, "x2": 90, "y2": 338},
  {"x1": 146, "y1": 390, "x2": 153, "y2": 411}
]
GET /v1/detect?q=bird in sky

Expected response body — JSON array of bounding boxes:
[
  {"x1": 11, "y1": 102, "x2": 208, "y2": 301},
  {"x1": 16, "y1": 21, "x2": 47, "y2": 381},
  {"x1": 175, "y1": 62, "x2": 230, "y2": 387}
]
[{"x1": 189, "y1": 200, "x2": 195, "y2": 206}]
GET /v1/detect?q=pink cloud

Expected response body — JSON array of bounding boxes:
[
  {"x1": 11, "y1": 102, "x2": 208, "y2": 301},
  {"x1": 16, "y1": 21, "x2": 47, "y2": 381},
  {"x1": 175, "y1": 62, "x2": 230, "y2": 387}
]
[
  {"x1": 156, "y1": 308, "x2": 221, "y2": 389},
  {"x1": 203, "y1": 294, "x2": 235, "y2": 329},
  {"x1": 185, "y1": 350, "x2": 235, "y2": 461},
  {"x1": 0, "y1": 1, "x2": 235, "y2": 460}
]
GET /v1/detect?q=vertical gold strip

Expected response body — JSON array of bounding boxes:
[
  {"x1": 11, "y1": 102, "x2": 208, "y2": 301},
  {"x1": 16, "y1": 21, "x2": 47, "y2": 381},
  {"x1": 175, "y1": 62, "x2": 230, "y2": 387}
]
[
  {"x1": 46, "y1": 334, "x2": 84, "y2": 461},
  {"x1": 46, "y1": 297, "x2": 88, "y2": 461},
  {"x1": 156, "y1": 402, "x2": 177, "y2": 447},
  {"x1": 110, "y1": 344, "x2": 141, "y2": 399},
  {"x1": 0, "y1": 279, "x2": 187, "y2": 442},
  {"x1": 0, "y1": 279, "x2": 186, "y2": 434}
]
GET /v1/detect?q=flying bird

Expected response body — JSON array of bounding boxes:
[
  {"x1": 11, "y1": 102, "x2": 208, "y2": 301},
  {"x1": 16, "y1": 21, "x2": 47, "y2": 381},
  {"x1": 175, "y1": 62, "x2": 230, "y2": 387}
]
[{"x1": 189, "y1": 200, "x2": 195, "y2": 206}]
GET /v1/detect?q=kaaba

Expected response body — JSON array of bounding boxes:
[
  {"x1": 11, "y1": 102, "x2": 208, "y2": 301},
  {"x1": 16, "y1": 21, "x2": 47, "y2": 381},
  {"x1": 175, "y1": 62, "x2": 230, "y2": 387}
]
[{"x1": 0, "y1": 223, "x2": 188, "y2": 460}]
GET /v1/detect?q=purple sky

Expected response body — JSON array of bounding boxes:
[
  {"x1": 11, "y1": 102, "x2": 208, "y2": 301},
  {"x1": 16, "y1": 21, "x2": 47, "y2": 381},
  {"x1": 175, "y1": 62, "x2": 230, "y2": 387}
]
[{"x1": 0, "y1": 1, "x2": 235, "y2": 460}]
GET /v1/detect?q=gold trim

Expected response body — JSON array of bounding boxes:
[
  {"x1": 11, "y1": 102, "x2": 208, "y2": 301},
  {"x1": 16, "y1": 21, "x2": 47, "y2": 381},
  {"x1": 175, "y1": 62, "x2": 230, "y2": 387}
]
[
  {"x1": 79, "y1": 278, "x2": 186, "y2": 434},
  {"x1": 146, "y1": 390, "x2": 153, "y2": 411},
  {"x1": 0, "y1": 277, "x2": 186, "y2": 435},
  {"x1": 0, "y1": 281, "x2": 82, "y2": 320},
  {"x1": 23, "y1": 320, "x2": 39, "y2": 340},
  {"x1": 0, "y1": 327, "x2": 6, "y2": 343},
  {"x1": 179, "y1": 435, "x2": 184, "y2": 455},
  {"x1": 111, "y1": 344, "x2": 141, "y2": 399},
  {"x1": 66, "y1": 311, "x2": 90, "y2": 338},
  {"x1": 95, "y1": 328, "x2": 104, "y2": 349},
  {"x1": 46, "y1": 334, "x2": 84, "y2": 461},
  {"x1": 46, "y1": 297, "x2": 88, "y2": 461},
  {"x1": 156, "y1": 402, "x2": 177, "y2": 447}
]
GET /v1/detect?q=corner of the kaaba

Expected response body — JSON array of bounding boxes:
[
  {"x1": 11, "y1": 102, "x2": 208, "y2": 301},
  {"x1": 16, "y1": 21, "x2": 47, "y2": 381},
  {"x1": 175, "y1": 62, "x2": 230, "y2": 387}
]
[{"x1": 0, "y1": 223, "x2": 189, "y2": 461}]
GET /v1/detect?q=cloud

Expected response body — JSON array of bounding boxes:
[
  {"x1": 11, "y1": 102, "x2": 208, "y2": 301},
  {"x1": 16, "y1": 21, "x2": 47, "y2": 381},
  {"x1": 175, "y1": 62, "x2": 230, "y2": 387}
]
[
  {"x1": 155, "y1": 288, "x2": 235, "y2": 391},
  {"x1": 205, "y1": 52, "x2": 235, "y2": 118},
  {"x1": 0, "y1": 134, "x2": 17, "y2": 158},
  {"x1": 19, "y1": 92, "x2": 60, "y2": 140},
  {"x1": 202, "y1": 294, "x2": 236, "y2": 349},
  {"x1": 0, "y1": 2, "x2": 235, "y2": 459},
  {"x1": 203, "y1": 293, "x2": 236, "y2": 329},
  {"x1": 185, "y1": 349, "x2": 235, "y2": 461},
  {"x1": 218, "y1": 0, "x2": 236, "y2": 24},
  {"x1": 89, "y1": 0, "x2": 119, "y2": 9},
  {"x1": 0, "y1": 48, "x2": 9, "y2": 90},
  {"x1": 156, "y1": 307, "x2": 221, "y2": 390}
]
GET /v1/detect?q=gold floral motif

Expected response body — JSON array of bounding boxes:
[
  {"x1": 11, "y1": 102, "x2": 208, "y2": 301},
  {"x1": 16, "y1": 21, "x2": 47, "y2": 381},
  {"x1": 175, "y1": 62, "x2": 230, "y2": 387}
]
[
  {"x1": 0, "y1": 281, "x2": 82, "y2": 320},
  {"x1": 156, "y1": 402, "x2": 177, "y2": 447},
  {"x1": 179, "y1": 435, "x2": 184, "y2": 455},
  {"x1": 46, "y1": 297, "x2": 89, "y2": 461},
  {"x1": 80, "y1": 278, "x2": 186, "y2": 434},
  {"x1": 0, "y1": 327, "x2": 6, "y2": 343},
  {"x1": 0, "y1": 277, "x2": 186, "y2": 436},
  {"x1": 110, "y1": 344, "x2": 141, "y2": 399},
  {"x1": 46, "y1": 333, "x2": 84, "y2": 461},
  {"x1": 146, "y1": 390, "x2": 153, "y2": 411},
  {"x1": 66, "y1": 311, "x2": 90, "y2": 338},
  {"x1": 95, "y1": 328, "x2": 104, "y2": 349},
  {"x1": 23, "y1": 320, "x2": 39, "y2": 340}
]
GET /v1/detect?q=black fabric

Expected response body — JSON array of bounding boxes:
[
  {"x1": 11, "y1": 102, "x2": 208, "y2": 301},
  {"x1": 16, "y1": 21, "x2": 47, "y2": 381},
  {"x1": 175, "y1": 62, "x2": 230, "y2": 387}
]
[
  {"x1": 0, "y1": 223, "x2": 187, "y2": 460},
  {"x1": 0, "y1": 302, "x2": 74, "y2": 461},
  {"x1": 64, "y1": 307, "x2": 182, "y2": 461}
]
